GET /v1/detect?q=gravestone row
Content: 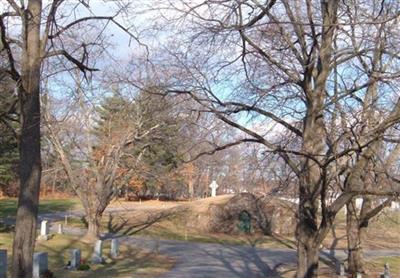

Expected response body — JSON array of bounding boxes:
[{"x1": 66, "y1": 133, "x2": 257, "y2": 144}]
[
  {"x1": 337, "y1": 262, "x2": 391, "y2": 278},
  {"x1": 0, "y1": 238, "x2": 120, "y2": 277},
  {"x1": 37, "y1": 220, "x2": 63, "y2": 242}
]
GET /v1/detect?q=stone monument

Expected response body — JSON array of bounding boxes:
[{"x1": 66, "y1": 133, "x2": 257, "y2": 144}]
[
  {"x1": 209, "y1": 180, "x2": 219, "y2": 197},
  {"x1": 33, "y1": 252, "x2": 48, "y2": 278},
  {"x1": 91, "y1": 240, "x2": 103, "y2": 264},
  {"x1": 38, "y1": 220, "x2": 49, "y2": 240}
]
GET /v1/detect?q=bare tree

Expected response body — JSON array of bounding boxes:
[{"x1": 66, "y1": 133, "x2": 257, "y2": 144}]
[
  {"x1": 44, "y1": 81, "x2": 161, "y2": 241},
  {"x1": 0, "y1": 0, "x2": 138, "y2": 275},
  {"x1": 149, "y1": 0, "x2": 400, "y2": 276},
  {"x1": 343, "y1": 141, "x2": 400, "y2": 273}
]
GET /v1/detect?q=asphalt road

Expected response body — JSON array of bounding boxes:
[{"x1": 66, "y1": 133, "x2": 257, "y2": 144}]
[
  {"x1": 49, "y1": 224, "x2": 400, "y2": 278},
  {"x1": 2, "y1": 209, "x2": 399, "y2": 277},
  {"x1": 121, "y1": 236, "x2": 295, "y2": 278}
]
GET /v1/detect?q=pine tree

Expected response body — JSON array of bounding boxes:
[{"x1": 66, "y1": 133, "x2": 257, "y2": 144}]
[
  {"x1": 0, "y1": 76, "x2": 19, "y2": 195},
  {"x1": 0, "y1": 125, "x2": 19, "y2": 192},
  {"x1": 94, "y1": 89, "x2": 183, "y2": 198}
]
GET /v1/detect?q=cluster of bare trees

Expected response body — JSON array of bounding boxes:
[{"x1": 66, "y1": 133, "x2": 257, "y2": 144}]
[
  {"x1": 1, "y1": 0, "x2": 400, "y2": 277},
  {"x1": 0, "y1": 0, "x2": 138, "y2": 276},
  {"x1": 148, "y1": 0, "x2": 400, "y2": 276}
]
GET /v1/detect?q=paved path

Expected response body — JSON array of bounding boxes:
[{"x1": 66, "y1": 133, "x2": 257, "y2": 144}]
[
  {"x1": 52, "y1": 225, "x2": 295, "y2": 277},
  {"x1": 4, "y1": 210, "x2": 400, "y2": 277},
  {"x1": 121, "y1": 236, "x2": 295, "y2": 278},
  {"x1": 49, "y1": 224, "x2": 400, "y2": 278}
]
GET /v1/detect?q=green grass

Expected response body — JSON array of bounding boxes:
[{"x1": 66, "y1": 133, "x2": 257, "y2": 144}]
[
  {"x1": 367, "y1": 256, "x2": 400, "y2": 275},
  {"x1": 95, "y1": 208, "x2": 296, "y2": 249},
  {"x1": 0, "y1": 198, "x2": 81, "y2": 219},
  {"x1": 53, "y1": 211, "x2": 295, "y2": 249},
  {"x1": 0, "y1": 232, "x2": 174, "y2": 278}
]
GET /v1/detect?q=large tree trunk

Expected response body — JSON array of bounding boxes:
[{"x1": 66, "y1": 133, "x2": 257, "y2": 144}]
[
  {"x1": 347, "y1": 197, "x2": 374, "y2": 275},
  {"x1": 296, "y1": 189, "x2": 320, "y2": 278},
  {"x1": 12, "y1": 1, "x2": 43, "y2": 277},
  {"x1": 12, "y1": 90, "x2": 42, "y2": 278},
  {"x1": 346, "y1": 200, "x2": 364, "y2": 275},
  {"x1": 80, "y1": 190, "x2": 109, "y2": 242},
  {"x1": 84, "y1": 208, "x2": 103, "y2": 242},
  {"x1": 296, "y1": 2, "x2": 338, "y2": 277}
]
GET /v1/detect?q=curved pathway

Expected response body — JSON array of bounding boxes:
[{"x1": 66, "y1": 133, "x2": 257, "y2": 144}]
[
  {"x1": 3, "y1": 208, "x2": 397, "y2": 278},
  {"x1": 49, "y1": 223, "x2": 400, "y2": 278}
]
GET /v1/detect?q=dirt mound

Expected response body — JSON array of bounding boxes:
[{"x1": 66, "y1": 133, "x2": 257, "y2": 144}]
[{"x1": 207, "y1": 193, "x2": 296, "y2": 235}]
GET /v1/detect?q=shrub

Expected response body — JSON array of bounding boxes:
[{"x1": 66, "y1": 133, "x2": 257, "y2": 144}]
[{"x1": 77, "y1": 264, "x2": 91, "y2": 271}]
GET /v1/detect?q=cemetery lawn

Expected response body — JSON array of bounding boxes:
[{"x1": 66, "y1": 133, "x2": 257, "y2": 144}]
[
  {"x1": 0, "y1": 233, "x2": 174, "y2": 278},
  {"x1": 367, "y1": 256, "x2": 400, "y2": 274},
  {"x1": 322, "y1": 210, "x2": 400, "y2": 250},
  {"x1": 58, "y1": 197, "x2": 400, "y2": 250},
  {"x1": 49, "y1": 196, "x2": 398, "y2": 251},
  {"x1": 0, "y1": 198, "x2": 81, "y2": 219},
  {"x1": 56, "y1": 214, "x2": 295, "y2": 248},
  {"x1": 56, "y1": 198, "x2": 297, "y2": 249},
  {"x1": 279, "y1": 257, "x2": 400, "y2": 278}
]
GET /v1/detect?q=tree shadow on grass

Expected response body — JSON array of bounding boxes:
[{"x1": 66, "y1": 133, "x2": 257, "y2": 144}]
[
  {"x1": 35, "y1": 234, "x2": 172, "y2": 278},
  {"x1": 201, "y1": 245, "x2": 287, "y2": 277},
  {"x1": 105, "y1": 208, "x2": 188, "y2": 237}
]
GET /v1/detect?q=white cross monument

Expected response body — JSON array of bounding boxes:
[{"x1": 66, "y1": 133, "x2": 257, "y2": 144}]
[{"x1": 209, "y1": 180, "x2": 219, "y2": 197}]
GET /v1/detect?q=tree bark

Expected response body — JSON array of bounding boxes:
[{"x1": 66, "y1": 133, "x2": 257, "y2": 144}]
[
  {"x1": 12, "y1": 90, "x2": 42, "y2": 278},
  {"x1": 80, "y1": 193, "x2": 108, "y2": 242},
  {"x1": 84, "y1": 209, "x2": 102, "y2": 242},
  {"x1": 12, "y1": 1, "x2": 43, "y2": 277},
  {"x1": 295, "y1": 2, "x2": 339, "y2": 277},
  {"x1": 296, "y1": 189, "x2": 320, "y2": 278},
  {"x1": 346, "y1": 200, "x2": 364, "y2": 275}
]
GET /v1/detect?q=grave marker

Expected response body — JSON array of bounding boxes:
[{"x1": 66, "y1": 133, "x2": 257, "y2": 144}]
[
  {"x1": 33, "y1": 252, "x2": 48, "y2": 278},
  {"x1": 38, "y1": 220, "x2": 49, "y2": 240},
  {"x1": 91, "y1": 240, "x2": 103, "y2": 263},
  {"x1": 70, "y1": 249, "x2": 81, "y2": 269},
  {"x1": 0, "y1": 250, "x2": 7, "y2": 278},
  {"x1": 383, "y1": 262, "x2": 390, "y2": 278},
  {"x1": 209, "y1": 180, "x2": 219, "y2": 197},
  {"x1": 111, "y1": 239, "x2": 119, "y2": 258},
  {"x1": 355, "y1": 198, "x2": 363, "y2": 210},
  {"x1": 337, "y1": 262, "x2": 345, "y2": 277}
]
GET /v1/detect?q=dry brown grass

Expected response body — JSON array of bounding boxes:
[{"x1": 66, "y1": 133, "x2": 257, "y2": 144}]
[
  {"x1": 322, "y1": 211, "x2": 400, "y2": 250},
  {"x1": 0, "y1": 233, "x2": 174, "y2": 278}
]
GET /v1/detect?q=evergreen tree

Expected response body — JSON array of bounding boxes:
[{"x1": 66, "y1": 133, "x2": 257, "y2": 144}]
[
  {"x1": 0, "y1": 124, "x2": 19, "y2": 192},
  {"x1": 132, "y1": 89, "x2": 183, "y2": 197},
  {"x1": 94, "y1": 88, "x2": 184, "y2": 198},
  {"x1": 0, "y1": 76, "x2": 19, "y2": 194}
]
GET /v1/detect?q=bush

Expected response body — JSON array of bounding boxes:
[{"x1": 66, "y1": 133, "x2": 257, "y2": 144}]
[
  {"x1": 40, "y1": 270, "x2": 54, "y2": 278},
  {"x1": 208, "y1": 193, "x2": 296, "y2": 235},
  {"x1": 77, "y1": 264, "x2": 91, "y2": 271}
]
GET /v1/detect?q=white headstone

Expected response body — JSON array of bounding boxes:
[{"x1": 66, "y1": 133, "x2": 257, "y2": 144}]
[
  {"x1": 33, "y1": 252, "x2": 48, "y2": 278},
  {"x1": 58, "y1": 223, "x2": 63, "y2": 234},
  {"x1": 111, "y1": 239, "x2": 119, "y2": 258},
  {"x1": 339, "y1": 263, "x2": 345, "y2": 276},
  {"x1": 383, "y1": 262, "x2": 390, "y2": 278},
  {"x1": 91, "y1": 240, "x2": 103, "y2": 264},
  {"x1": 70, "y1": 249, "x2": 81, "y2": 269},
  {"x1": 355, "y1": 198, "x2": 363, "y2": 210},
  {"x1": 391, "y1": 201, "x2": 400, "y2": 211},
  {"x1": 0, "y1": 250, "x2": 6, "y2": 278},
  {"x1": 38, "y1": 220, "x2": 49, "y2": 240},
  {"x1": 209, "y1": 180, "x2": 219, "y2": 197}
]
